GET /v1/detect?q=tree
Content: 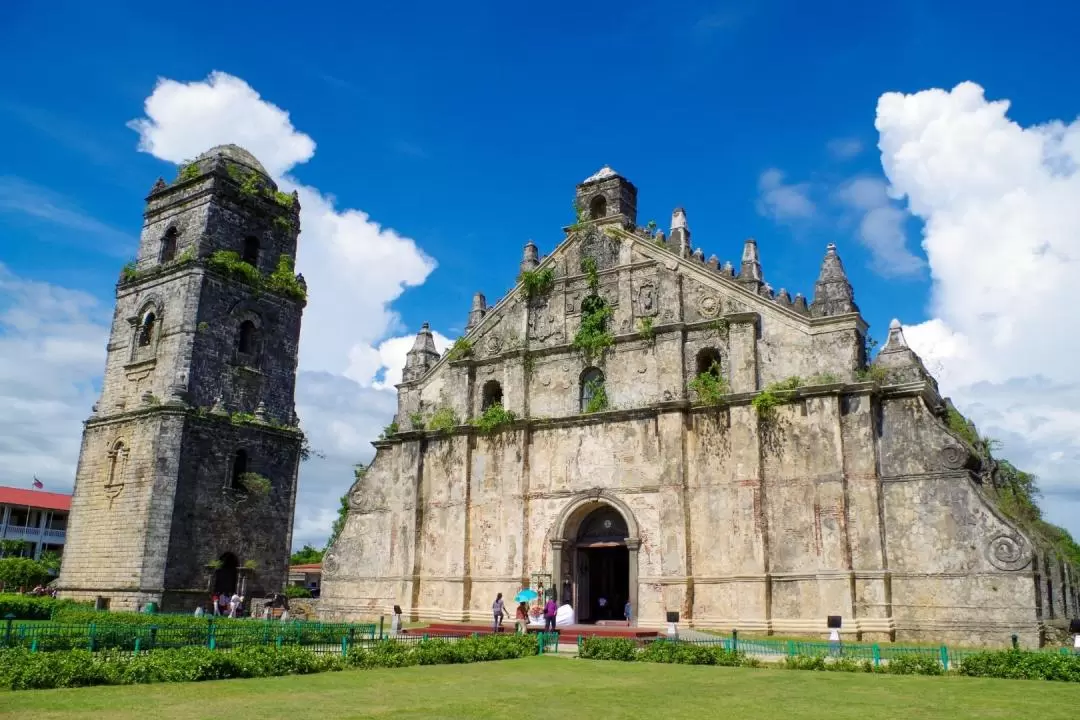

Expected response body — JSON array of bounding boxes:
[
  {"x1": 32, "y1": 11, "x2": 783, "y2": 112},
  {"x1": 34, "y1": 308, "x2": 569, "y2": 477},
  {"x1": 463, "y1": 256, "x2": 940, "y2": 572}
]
[
  {"x1": 0, "y1": 539, "x2": 26, "y2": 558},
  {"x1": 0, "y1": 557, "x2": 51, "y2": 590},
  {"x1": 39, "y1": 551, "x2": 61, "y2": 574},
  {"x1": 289, "y1": 544, "x2": 323, "y2": 566}
]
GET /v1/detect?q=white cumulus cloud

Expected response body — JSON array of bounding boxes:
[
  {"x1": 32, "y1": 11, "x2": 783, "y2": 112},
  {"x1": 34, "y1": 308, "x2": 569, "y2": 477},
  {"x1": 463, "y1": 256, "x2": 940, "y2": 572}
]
[
  {"x1": 877, "y1": 81, "x2": 1080, "y2": 535},
  {"x1": 835, "y1": 176, "x2": 924, "y2": 277},
  {"x1": 756, "y1": 168, "x2": 815, "y2": 222}
]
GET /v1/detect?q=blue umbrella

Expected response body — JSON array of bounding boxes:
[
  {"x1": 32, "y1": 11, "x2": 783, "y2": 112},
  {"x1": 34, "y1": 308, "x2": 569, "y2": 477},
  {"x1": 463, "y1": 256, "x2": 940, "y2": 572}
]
[{"x1": 514, "y1": 588, "x2": 538, "y2": 603}]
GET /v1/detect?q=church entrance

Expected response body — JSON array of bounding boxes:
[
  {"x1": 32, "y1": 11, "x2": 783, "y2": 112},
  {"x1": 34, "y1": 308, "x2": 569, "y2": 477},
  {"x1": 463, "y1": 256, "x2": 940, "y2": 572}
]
[
  {"x1": 571, "y1": 507, "x2": 630, "y2": 624},
  {"x1": 213, "y1": 552, "x2": 239, "y2": 596}
]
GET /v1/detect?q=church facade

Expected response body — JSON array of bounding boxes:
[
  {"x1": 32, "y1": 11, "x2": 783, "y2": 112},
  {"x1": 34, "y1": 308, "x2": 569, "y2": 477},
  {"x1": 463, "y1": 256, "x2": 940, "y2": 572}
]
[
  {"x1": 58, "y1": 145, "x2": 306, "y2": 612},
  {"x1": 320, "y1": 166, "x2": 1078, "y2": 646}
]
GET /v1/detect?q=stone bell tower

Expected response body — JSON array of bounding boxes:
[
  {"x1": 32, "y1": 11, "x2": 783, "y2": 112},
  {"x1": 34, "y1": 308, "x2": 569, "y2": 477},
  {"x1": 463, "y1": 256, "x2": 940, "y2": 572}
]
[{"x1": 59, "y1": 145, "x2": 307, "y2": 611}]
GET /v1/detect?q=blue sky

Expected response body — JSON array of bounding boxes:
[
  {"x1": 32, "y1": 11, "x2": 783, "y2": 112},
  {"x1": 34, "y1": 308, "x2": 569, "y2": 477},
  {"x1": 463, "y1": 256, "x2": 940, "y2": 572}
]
[{"x1": 3, "y1": 0, "x2": 1080, "y2": 547}]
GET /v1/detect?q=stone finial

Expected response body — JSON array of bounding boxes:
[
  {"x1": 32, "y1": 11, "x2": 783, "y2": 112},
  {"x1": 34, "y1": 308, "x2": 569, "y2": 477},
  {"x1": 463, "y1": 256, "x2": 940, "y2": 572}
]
[
  {"x1": 211, "y1": 396, "x2": 227, "y2": 414},
  {"x1": 403, "y1": 322, "x2": 441, "y2": 382},
  {"x1": 793, "y1": 293, "x2": 809, "y2": 314},
  {"x1": 693, "y1": 248, "x2": 705, "y2": 262},
  {"x1": 466, "y1": 292, "x2": 488, "y2": 332},
  {"x1": 810, "y1": 243, "x2": 859, "y2": 318},
  {"x1": 707, "y1": 254, "x2": 719, "y2": 270},
  {"x1": 740, "y1": 238, "x2": 763, "y2": 290},
  {"x1": 670, "y1": 208, "x2": 690, "y2": 257},
  {"x1": 873, "y1": 318, "x2": 933, "y2": 387},
  {"x1": 762, "y1": 282, "x2": 774, "y2": 298},
  {"x1": 254, "y1": 401, "x2": 268, "y2": 422},
  {"x1": 150, "y1": 177, "x2": 168, "y2": 194},
  {"x1": 297, "y1": 274, "x2": 307, "y2": 292},
  {"x1": 884, "y1": 318, "x2": 907, "y2": 349},
  {"x1": 291, "y1": 189, "x2": 301, "y2": 214},
  {"x1": 655, "y1": 229, "x2": 666, "y2": 245},
  {"x1": 520, "y1": 240, "x2": 539, "y2": 274},
  {"x1": 777, "y1": 288, "x2": 792, "y2": 304},
  {"x1": 722, "y1": 260, "x2": 734, "y2": 277}
]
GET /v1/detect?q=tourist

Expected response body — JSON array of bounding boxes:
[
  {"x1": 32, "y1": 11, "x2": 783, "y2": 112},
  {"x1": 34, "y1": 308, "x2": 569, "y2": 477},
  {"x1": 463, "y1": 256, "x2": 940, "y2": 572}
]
[
  {"x1": 218, "y1": 593, "x2": 230, "y2": 616},
  {"x1": 194, "y1": 604, "x2": 204, "y2": 617},
  {"x1": 492, "y1": 593, "x2": 505, "y2": 632},
  {"x1": 229, "y1": 592, "x2": 241, "y2": 618},
  {"x1": 391, "y1": 604, "x2": 403, "y2": 635},
  {"x1": 515, "y1": 602, "x2": 529, "y2": 634},
  {"x1": 597, "y1": 596, "x2": 608, "y2": 620},
  {"x1": 624, "y1": 599, "x2": 632, "y2": 626},
  {"x1": 543, "y1": 596, "x2": 557, "y2": 632}
]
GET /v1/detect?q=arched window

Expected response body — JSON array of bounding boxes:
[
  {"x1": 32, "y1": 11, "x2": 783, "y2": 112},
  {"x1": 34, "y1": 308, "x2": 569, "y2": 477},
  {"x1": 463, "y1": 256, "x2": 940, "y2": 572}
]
[
  {"x1": 580, "y1": 367, "x2": 606, "y2": 413},
  {"x1": 589, "y1": 195, "x2": 607, "y2": 220},
  {"x1": 104, "y1": 440, "x2": 127, "y2": 496},
  {"x1": 695, "y1": 348, "x2": 723, "y2": 378},
  {"x1": 230, "y1": 450, "x2": 248, "y2": 489},
  {"x1": 242, "y1": 236, "x2": 260, "y2": 266},
  {"x1": 237, "y1": 320, "x2": 258, "y2": 355},
  {"x1": 160, "y1": 227, "x2": 178, "y2": 263},
  {"x1": 481, "y1": 380, "x2": 503, "y2": 410},
  {"x1": 137, "y1": 312, "x2": 156, "y2": 347}
]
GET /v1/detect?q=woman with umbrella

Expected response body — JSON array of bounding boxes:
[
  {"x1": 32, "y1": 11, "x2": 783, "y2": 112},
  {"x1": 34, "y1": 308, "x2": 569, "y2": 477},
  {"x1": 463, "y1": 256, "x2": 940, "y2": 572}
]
[{"x1": 514, "y1": 588, "x2": 538, "y2": 633}]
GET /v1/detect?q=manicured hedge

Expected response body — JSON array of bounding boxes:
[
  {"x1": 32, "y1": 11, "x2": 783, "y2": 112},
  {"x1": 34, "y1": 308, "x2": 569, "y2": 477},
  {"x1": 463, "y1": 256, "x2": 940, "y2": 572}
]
[
  {"x1": 0, "y1": 594, "x2": 93, "y2": 621},
  {"x1": 0, "y1": 634, "x2": 540, "y2": 691},
  {"x1": 579, "y1": 638, "x2": 1080, "y2": 682}
]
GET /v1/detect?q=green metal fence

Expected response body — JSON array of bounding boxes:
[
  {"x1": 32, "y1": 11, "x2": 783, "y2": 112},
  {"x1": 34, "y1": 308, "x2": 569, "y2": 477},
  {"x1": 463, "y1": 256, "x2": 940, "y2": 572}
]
[
  {"x1": 0, "y1": 617, "x2": 376, "y2": 654},
  {"x1": 636, "y1": 634, "x2": 1074, "y2": 670}
]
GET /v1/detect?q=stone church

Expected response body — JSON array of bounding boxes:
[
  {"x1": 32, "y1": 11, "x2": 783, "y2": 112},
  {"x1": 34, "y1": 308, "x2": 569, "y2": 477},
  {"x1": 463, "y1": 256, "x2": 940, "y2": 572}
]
[
  {"x1": 321, "y1": 165, "x2": 1079, "y2": 646},
  {"x1": 58, "y1": 145, "x2": 306, "y2": 612}
]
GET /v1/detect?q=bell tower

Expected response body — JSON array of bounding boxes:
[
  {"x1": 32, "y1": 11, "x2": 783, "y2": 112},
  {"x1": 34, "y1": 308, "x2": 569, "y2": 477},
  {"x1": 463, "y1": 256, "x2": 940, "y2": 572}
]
[
  {"x1": 59, "y1": 145, "x2": 307, "y2": 611},
  {"x1": 574, "y1": 166, "x2": 638, "y2": 227}
]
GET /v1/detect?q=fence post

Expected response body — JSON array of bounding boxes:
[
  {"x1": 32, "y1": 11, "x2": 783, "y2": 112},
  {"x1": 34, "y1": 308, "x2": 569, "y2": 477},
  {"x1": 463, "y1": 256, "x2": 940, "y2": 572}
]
[
  {"x1": 3, "y1": 613, "x2": 13, "y2": 648},
  {"x1": 208, "y1": 618, "x2": 216, "y2": 650},
  {"x1": 341, "y1": 635, "x2": 348, "y2": 657},
  {"x1": 786, "y1": 640, "x2": 794, "y2": 657},
  {"x1": 940, "y1": 645, "x2": 949, "y2": 670},
  {"x1": 149, "y1": 626, "x2": 158, "y2": 651},
  {"x1": 872, "y1": 644, "x2": 881, "y2": 668},
  {"x1": 89, "y1": 622, "x2": 96, "y2": 652},
  {"x1": 134, "y1": 637, "x2": 141, "y2": 656},
  {"x1": 538, "y1": 633, "x2": 545, "y2": 654},
  {"x1": 1011, "y1": 634, "x2": 1018, "y2": 650},
  {"x1": 379, "y1": 615, "x2": 384, "y2": 639},
  {"x1": 31, "y1": 638, "x2": 38, "y2": 653},
  {"x1": 732, "y1": 629, "x2": 738, "y2": 653}
]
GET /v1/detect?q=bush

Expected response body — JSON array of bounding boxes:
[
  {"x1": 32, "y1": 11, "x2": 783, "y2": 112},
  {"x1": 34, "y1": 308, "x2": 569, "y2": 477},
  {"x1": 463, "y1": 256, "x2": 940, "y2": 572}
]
[
  {"x1": 957, "y1": 649, "x2": 1080, "y2": 682},
  {"x1": 886, "y1": 653, "x2": 945, "y2": 676},
  {"x1": 284, "y1": 585, "x2": 312, "y2": 599},
  {"x1": 0, "y1": 634, "x2": 540, "y2": 691},
  {"x1": 0, "y1": 558, "x2": 52, "y2": 591},
  {"x1": 0, "y1": 594, "x2": 94, "y2": 620},
  {"x1": 579, "y1": 637, "x2": 638, "y2": 661}
]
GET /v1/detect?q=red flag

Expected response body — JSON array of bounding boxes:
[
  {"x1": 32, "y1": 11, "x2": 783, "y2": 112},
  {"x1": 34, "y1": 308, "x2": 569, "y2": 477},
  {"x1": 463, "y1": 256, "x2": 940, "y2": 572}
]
[{"x1": 32, "y1": 477, "x2": 43, "y2": 489}]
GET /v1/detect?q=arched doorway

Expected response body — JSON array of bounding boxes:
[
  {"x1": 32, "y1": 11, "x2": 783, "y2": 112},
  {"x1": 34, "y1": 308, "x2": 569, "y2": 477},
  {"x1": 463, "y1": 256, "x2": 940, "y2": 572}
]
[
  {"x1": 551, "y1": 493, "x2": 640, "y2": 625},
  {"x1": 214, "y1": 552, "x2": 239, "y2": 595}
]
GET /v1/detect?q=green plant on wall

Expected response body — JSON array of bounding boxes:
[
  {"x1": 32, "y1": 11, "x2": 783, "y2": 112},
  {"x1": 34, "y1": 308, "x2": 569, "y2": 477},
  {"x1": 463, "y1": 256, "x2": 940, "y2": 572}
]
[
  {"x1": 637, "y1": 316, "x2": 655, "y2": 344},
  {"x1": 751, "y1": 376, "x2": 801, "y2": 420},
  {"x1": 177, "y1": 161, "x2": 200, "y2": 182},
  {"x1": 447, "y1": 337, "x2": 473, "y2": 362},
  {"x1": 379, "y1": 421, "x2": 399, "y2": 440},
  {"x1": 209, "y1": 250, "x2": 261, "y2": 285},
  {"x1": 119, "y1": 261, "x2": 140, "y2": 283},
  {"x1": 408, "y1": 412, "x2": 426, "y2": 430},
  {"x1": 806, "y1": 372, "x2": 841, "y2": 385},
  {"x1": 573, "y1": 295, "x2": 614, "y2": 361},
  {"x1": 568, "y1": 200, "x2": 587, "y2": 231},
  {"x1": 583, "y1": 377, "x2": 608, "y2": 414},
  {"x1": 243, "y1": 559, "x2": 258, "y2": 570},
  {"x1": 428, "y1": 407, "x2": 459, "y2": 434},
  {"x1": 689, "y1": 362, "x2": 730, "y2": 406},
  {"x1": 238, "y1": 472, "x2": 271, "y2": 496},
  {"x1": 518, "y1": 267, "x2": 555, "y2": 301},
  {"x1": 472, "y1": 403, "x2": 517, "y2": 434},
  {"x1": 581, "y1": 256, "x2": 600, "y2": 293},
  {"x1": 265, "y1": 254, "x2": 306, "y2": 301},
  {"x1": 856, "y1": 365, "x2": 887, "y2": 384}
]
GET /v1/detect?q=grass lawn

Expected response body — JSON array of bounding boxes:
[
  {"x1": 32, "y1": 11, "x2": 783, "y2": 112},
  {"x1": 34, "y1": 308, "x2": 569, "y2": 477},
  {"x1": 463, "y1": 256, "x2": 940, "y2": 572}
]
[{"x1": 2, "y1": 656, "x2": 1077, "y2": 719}]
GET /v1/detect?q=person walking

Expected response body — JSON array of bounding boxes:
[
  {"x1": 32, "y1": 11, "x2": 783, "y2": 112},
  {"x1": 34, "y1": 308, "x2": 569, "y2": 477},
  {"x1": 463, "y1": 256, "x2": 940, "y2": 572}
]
[
  {"x1": 543, "y1": 595, "x2": 557, "y2": 632},
  {"x1": 624, "y1": 599, "x2": 632, "y2": 626},
  {"x1": 492, "y1": 593, "x2": 505, "y2": 632}
]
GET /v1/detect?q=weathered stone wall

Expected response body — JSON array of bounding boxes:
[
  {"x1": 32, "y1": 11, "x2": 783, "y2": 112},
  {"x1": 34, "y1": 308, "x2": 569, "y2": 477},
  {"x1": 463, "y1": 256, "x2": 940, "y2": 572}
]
[{"x1": 321, "y1": 181, "x2": 1071, "y2": 646}]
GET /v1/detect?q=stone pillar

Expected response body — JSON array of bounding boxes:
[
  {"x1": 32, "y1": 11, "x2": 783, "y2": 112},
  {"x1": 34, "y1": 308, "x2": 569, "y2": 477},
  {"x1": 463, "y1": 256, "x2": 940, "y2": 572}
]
[
  {"x1": 550, "y1": 539, "x2": 565, "y2": 602},
  {"x1": 627, "y1": 537, "x2": 640, "y2": 624}
]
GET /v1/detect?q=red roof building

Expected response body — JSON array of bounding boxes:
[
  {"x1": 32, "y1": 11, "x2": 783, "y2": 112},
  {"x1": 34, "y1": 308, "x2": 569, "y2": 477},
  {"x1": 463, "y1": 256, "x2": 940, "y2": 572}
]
[{"x1": 0, "y1": 485, "x2": 71, "y2": 561}]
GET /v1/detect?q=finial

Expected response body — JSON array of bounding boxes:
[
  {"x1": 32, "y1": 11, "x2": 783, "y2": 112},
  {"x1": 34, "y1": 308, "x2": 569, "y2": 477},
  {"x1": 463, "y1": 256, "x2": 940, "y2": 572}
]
[
  {"x1": 211, "y1": 396, "x2": 227, "y2": 414},
  {"x1": 693, "y1": 248, "x2": 705, "y2": 262},
  {"x1": 150, "y1": 177, "x2": 168, "y2": 194},
  {"x1": 466, "y1": 292, "x2": 488, "y2": 332},
  {"x1": 655, "y1": 229, "x2": 666, "y2": 245},
  {"x1": 707, "y1": 254, "x2": 719, "y2": 269},
  {"x1": 739, "y1": 238, "x2": 763, "y2": 289},
  {"x1": 883, "y1": 318, "x2": 909, "y2": 350},
  {"x1": 671, "y1": 208, "x2": 688, "y2": 230},
  {"x1": 777, "y1": 288, "x2": 792, "y2": 304},
  {"x1": 520, "y1": 240, "x2": 539, "y2": 273},
  {"x1": 793, "y1": 293, "x2": 809, "y2": 314},
  {"x1": 762, "y1": 282, "x2": 774, "y2": 298},
  {"x1": 254, "y1": 401, "x2": 268, "y2": 421},
  {"x1": 810, "y1": 242, "x2": 858, "y2": 317},
  {"x1": 404, "y1": 322, "x2": 441, "y2": 382},
  {"x1": 669, "y1": 209, "x2": 691, "y2": 257},
  {"x1": 722, "y1": 260, "x2": 734, "y2": 277}
]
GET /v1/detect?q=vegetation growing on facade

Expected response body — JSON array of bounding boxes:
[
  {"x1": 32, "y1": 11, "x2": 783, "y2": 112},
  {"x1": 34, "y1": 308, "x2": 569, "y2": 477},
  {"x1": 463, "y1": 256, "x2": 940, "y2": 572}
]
[
  {"x1": 751, "y1": 376, "x2": 801, "y2": 420},
  {"x1": 805, "y1": 372, "x2": 841, "y2": 385},
  {"x1": 856, "y1": 365, "x2": 888, "y2": 384},
  {"x1": 637, "y1": 317, "x2": 655, "y2": 344},
  {"x1": 428, "y1": 407, "x2": 459, "y2": 434},
  {"x1": 472, "y1": 403, "x2": 517, "y2": 433},
  {"x1": 209, "y1": 250, "x2": 262, "y2": 284},
  {"x1": 273, "y1": 215, "x2": 296, "y2": 232},
  {"x1": 243, "y1": 559, "x2": 258, "y2": 570},
  {"x1": 119, "y1": 261, "x2": 139, "y2": 283},
  {"x1": 689, "y1": 362, "x2": 730, "y2": 405},
  {"x1": 583, "y1": 377, "x2": 609, "y2": 414},
  {"x1": 266, "y1": 254, "x2": 307, "y2": 301},
  {"x1": 447, "y1": 337, "x2": 473, "y2": 362},
  {"x1": 408, "y1": 412, "x2": 426, "y2": 430},
  {"x1": 708, "y1": 318, "x2": 730, "y2": 337},
  {"x1": 177, "y1": 162, "x2": 201, "y2": 182},
  {"x1": 379, "y1": 421, "x2": 399, "y2": 439},
  {"x1": 581, "y1": 256, "x2": 600, "y2": 292},
  {"x1": 238, "y1": 472, "x2": 271, "y2": 496},
  {"x1": 568, "y1": 200, "x2": 587, "y2": 231},
  {"x1": 573, "y1": 295, "x2": 614, "y2": 361},
  {"x1": 207, "y1": 250, "x2": 307, "y2": 302},
  {"x1": 518, "y1": 267, "x2": 555, "y2": 300}
]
